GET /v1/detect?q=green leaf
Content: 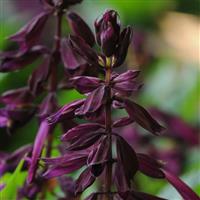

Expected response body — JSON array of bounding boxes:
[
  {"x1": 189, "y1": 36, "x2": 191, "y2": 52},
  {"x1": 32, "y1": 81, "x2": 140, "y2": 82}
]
[{"x1": 0, "y1": 159, "x2": 27, "y2": 200}]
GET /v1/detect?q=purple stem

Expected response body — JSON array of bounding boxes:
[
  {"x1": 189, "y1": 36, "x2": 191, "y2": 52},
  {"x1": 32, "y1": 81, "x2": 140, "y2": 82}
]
[{"x1": 105, "y1": 60, "x2": 113, "y2": 199}]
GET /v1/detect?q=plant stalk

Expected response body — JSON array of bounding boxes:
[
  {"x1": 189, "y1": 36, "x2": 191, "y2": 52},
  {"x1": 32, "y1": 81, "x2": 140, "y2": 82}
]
[{"x1": 105, "y1": 61, "x2": 112, "y2": 200}]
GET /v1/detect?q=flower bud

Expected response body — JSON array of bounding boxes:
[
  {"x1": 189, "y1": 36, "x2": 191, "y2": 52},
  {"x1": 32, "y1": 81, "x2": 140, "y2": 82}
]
[{"x1": 95, "y1": 10, "x2": 120, "y2": 57}]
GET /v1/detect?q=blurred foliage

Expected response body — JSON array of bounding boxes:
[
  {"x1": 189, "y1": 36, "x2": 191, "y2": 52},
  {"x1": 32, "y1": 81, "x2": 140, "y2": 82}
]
[{"x1": 0, "y1": 159, "x2": 26, "y2": 200}]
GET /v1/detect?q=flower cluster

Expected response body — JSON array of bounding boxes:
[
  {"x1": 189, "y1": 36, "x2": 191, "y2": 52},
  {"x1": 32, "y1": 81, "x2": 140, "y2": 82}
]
[
  {"x1": 0, "y1": 0, "x2": 94, "y2": 198},
  {"x1": 0, "y1": 1, "x2": 199, "y2": 199},
  {"x1": 42, "y1": 10, "x2": 200, "y2": 200}
]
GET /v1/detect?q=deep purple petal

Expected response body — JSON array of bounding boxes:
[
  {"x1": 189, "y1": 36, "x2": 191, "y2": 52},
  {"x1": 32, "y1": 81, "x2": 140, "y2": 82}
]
[
  {"x1": 75, "y1": 167, "x2": 95, "y2": 194},
  {"x1": 61, "y1": 123, "x2": 103, "y2": 141},
  {"x1": 61, "y1": 38, "x2": 86, "y2": 70},
  {"x1": 8, "y1": 12, "x2": 49, "y2": 49},
  {"x1": 43, "y1": 165, "x2": 81, "y2": 179},
  {"x1": 124, "y1": 99, "x2": 165, "y2": 135},
  {"x1": 67, "y1": 12, "x2": 95, "y2": 47},
  {"x1": 28, "y1": 120, "x2": 52, "y2": 183},
  {"x1": 163, "y1": 169, "x2": 200, "y2": 200},
  {"x1": 0, "y1": 87, "x2": 33, "y2": 106},
  {"x1": 37, "y1": 93, "x2": 58, "y2": 121},
  {"x1": 0, "y1": 45, "x2": 48, "y2": 72},
  {"x1": 42, "y1": 151, "x2": 87, "y2": 166},
  {"x1": 28, "y1": 56, "x2": 50, "y2": 95},
  {"x1": 87, "y1": 136, "x2": 109, "y2": 166},
  {"x1": 71, "y1": 76, "x2": 102, "y2": 94},
  {"x1": 114, "y1": 26, "x2": 133, "y2": 67},
  {"x1": 113, "y1": 70, "x2": 140, "y2": 83},
  {"x1": 67, "y1": 132, "x2": 102, "y2": 151},
  {"x1": 137, "y1": 153, "x2": 165, "y2": 179},
  {"x1": 87, "y1": 136, "x2": 109, "y2": 176},
  {"x1": 116, "y1": 135, "x2": 138, "y2": 180},
  {"x1": 47, "y1": 99, "x2": 84, "y2": 124},
  {"x1": 113, "y1": 81, "x2": 142, "y2": 96},
  {"x1": 70, "y1": 35, "x2": 98, "y2": 65},
  {"x1": 94, "y1": 10, "x2": 120, "y2": 56},
  {"x1": 114, "y1": 162, "x2": 130, "y2": 192},
  {"x1": 76, "y1": 86, "x2": 105, "y2": 115},
  {"x1": 0, "y1": 107, "x2": 35, "y2": 130},
  {"x1": 113, "y1": 117, "x2": 134, "y2": 128}
]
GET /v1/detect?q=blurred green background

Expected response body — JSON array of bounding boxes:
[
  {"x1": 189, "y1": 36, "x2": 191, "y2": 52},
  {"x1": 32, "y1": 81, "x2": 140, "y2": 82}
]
[{"x1": 0, "y1": 0, "x2": 199, "y2": 199}]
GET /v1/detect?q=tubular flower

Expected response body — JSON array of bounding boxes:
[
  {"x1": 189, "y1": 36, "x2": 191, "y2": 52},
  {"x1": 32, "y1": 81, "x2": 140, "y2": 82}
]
[{"x1": 42, "y1": 9, "x2": 199, "y2": 200}]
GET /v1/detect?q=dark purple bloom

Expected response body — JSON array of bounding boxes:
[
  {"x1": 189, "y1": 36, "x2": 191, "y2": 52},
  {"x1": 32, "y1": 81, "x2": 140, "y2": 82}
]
[
  {"x1": 75, "y1": 85, "x2": 106, "y2": 116},
  {"x1": 137, "y1": 153, "x2": 165, "y2": 179},
  {"x1": 0, "y1": 107, "x2": 35, "y2": 131},
  {"x1": 114, "y1": 26, "x2": 133, "y2": 67},
  {"x1": 116, "y1": 135, "x2": 138, "y2": 185},
  {"x1": 75, "y1": 167, "x2": 95, "y2": 194},
  {"x1": 8, "y1": 12, "x2": 49, "y2": 50},
  {"x1": 38, "y1": 8, "x2": 198, "y2": 200},
  {"x1": 61, "y1": 38, "x2": 86, "y2": 70},
  {"x1": 123, "y1": 98, "x2": 165, "y2": 135},
  {"x1": 0, "y1": 144, "x2": 32, "y2": 177},
  {"x1": 37, "y1": 93, "x2": 58, "y2": 121},
  {"x1": 0, "y1": 87, "x2": 33, "y2": 106},
  {"x1": 28, "y1": 56, "x2": 51, "y2": 95},
  {"x1": 61, "y1": 123, "x2": 103, "y2": 141},
  {"x1": 70, "y1": 35, "x2": 99, "y2": 66},
  {"x1": 47, "y1": 99, "x2": 85, "y2": 124},
  {"x1": 0, "y1": 45, "x2": 48, "y2": 72},
  {"x1": 112, "y1": 70, "x2": 142, "y2": 96},
  {"x1": 95, "y1": 10, "x2": 120, "y2": 56},
  {"x1": 42, "y1": 151, "x2": 88, "y2": 179},
  {"x1": 87, "y1": 136, "x2": 110, "y2": 176},
  {"x1": 70, "y1": 76, "x2": 103, "y2": 94},
  {"x1": 67, "y1": 11, "x2": 95, "y2": 47}
]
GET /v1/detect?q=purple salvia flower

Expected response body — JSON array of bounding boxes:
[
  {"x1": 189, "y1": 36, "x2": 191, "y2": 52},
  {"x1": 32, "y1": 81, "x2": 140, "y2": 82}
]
[
  {"x1": 42, "y1": 151, "x2": 88, "y2": 179},
  {"x1": 28, "y1": 56, "x2": 51, "y2": 95},
  {"x1": 67, "y1": 11, "x2": 95, "y2": 47},
  {"x1": 8, "y1": 12, "x2": 50, "y2": 50},
  {"x1": 122, "y1": 98, "x2": 165, "y2": 135},
  {"x1": 41, "y1": 9, "x2": 198, "y2": 199},
  {"x1": 95, "y1": 10, "x2": 120, "y2": 56},
  {"x1": 0, "y1": 45, "x2": 48, "y2": 72},
  {"x1": 47, "y1": 99, "x2": 85, "y2": 124},
  {"x1": 75, "y1": 167, "x2": 95, "y2": 194},
  {"x1": 61, "y1": 38, "x2": 86, "y2": 70}
]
